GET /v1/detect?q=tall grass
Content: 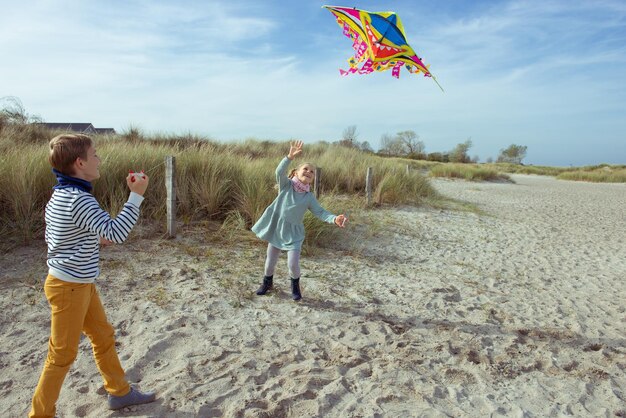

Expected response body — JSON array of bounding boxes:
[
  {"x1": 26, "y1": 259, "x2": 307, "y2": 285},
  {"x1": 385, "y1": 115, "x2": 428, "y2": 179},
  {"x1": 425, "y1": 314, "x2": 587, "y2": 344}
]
[
  {"x1": 483, "y1": 162, "x2": 626, "y2": 180},
  {"x1": 0, "y1": 129, "x2": 439, "y2": 248},
  {"x1": 231, "y1": 158, "x2": 276, "y2": 224},
  {"x1": 402, "y1": 158, "x2": 626, "y2": 183},
  {"x1": 0, "y1": 144, "x2": 55, "y2": 243},
  {"x1": 557, "y1": 166, "x2": 626, "y2": 183},
  {"x1": 429, "y1": 164, "x2": 511, "y2": 182},
  {"x1": 484, "y1": 163, "x2": 569, "y2": 176}
]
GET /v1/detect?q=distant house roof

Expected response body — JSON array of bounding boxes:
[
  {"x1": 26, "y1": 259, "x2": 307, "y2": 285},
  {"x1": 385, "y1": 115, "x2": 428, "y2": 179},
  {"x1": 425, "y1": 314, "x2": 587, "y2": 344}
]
[
  {"x1": 38, "y1": 123, "x2": 96, "y2": 133},
  {"x1": 38, "y1": 123, "x2": 116, "y2": 135},
  {"x1": 95, "y1": 128, "x2": 117, "y2": 134}
]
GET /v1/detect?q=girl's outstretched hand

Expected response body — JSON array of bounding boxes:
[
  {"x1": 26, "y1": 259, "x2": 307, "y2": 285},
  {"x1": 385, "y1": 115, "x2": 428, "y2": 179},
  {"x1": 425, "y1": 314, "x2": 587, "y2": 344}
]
[
  {"x1": 288, "y1": 140, "x2": 304, "y2": 160},
  {"x1": 335, "y1": 214, "x2": 348, "y2": 228}
]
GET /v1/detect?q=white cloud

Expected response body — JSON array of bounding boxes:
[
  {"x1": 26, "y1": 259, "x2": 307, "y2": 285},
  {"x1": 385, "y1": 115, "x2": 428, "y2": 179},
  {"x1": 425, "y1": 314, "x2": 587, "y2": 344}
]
[{"x1": 1, "y1": 0, "x2": 625, "y2": 165}]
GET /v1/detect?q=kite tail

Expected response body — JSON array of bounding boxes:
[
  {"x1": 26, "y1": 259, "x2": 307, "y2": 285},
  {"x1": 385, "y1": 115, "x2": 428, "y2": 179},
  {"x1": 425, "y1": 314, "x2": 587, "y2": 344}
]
[{"x1": 431, "y1": 76, "x2": 445, "y2": 92}]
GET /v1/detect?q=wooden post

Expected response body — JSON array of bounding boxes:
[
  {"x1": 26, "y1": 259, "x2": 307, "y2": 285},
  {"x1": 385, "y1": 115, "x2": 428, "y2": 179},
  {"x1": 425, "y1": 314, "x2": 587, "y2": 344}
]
[
  {"x1": 165, "y1": 156, "x2": 176, "y2": 238},
  {"x1": 365, "y1": 167, "x2": 373, "y2": 206},
  {"x1": 314, "y1": 167, "x2": 322, "y2": 199},
  {"x1": 406, "y1": 164, "x2": 411, "y2": 175}
]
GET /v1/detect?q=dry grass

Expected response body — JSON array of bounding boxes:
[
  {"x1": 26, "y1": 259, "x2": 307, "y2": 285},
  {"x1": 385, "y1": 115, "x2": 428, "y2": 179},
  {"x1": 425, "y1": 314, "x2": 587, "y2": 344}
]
[
  {"x1": 429, "y1": 164, "x2": 511, "y2": 182},
  {"x1": 398, "y1": 158, "x2": 626, "y2": 182},
  {"x1": 556, "y1": 166, "x2": 626, "y2": 183},
  {"x1": 483, "y1": 162, "x2": 569, "y2": 176},
  {"x1": 0, "y1": 127, "x2": 440, "y2": 250}
]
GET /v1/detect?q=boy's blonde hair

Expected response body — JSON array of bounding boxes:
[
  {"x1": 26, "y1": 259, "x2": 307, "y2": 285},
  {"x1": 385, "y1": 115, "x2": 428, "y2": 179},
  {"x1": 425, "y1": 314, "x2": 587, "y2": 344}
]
[
  {"x1": 288, "y1": 162, "x2": 316, "y2": 179},
  {"x1": 49, "y1": 134, "x2": 93, "y2": 175}
]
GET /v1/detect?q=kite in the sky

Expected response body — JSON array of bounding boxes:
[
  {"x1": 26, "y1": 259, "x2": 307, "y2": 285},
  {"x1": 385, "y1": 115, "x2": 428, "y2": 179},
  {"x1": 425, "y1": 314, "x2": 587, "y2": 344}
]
[{"x1": 323, "y1": 5, "x2": 443, "y2": 91}]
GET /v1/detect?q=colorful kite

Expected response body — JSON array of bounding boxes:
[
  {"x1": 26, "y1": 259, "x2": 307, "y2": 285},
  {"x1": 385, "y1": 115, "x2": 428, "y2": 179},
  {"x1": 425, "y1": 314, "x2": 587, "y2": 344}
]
[{"x1": 323, "y1": 5, "x2": 443, "y2": 90}]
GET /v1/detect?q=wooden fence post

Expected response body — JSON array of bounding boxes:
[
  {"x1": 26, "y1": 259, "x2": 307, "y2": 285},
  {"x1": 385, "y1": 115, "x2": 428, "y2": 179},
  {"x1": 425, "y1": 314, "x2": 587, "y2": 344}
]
[
  {"x1": 165, "y1": 156, "x2": 176, "y2": 238},
  {"x1": 406, "y1": 164, "x2": 411, "y2": 175},
  {"x1": 314, "y1": 167, "x2": 322, "y2": 199},
  {"x1": 366, "y1": 167, "x2": 373, "y2": 206}
]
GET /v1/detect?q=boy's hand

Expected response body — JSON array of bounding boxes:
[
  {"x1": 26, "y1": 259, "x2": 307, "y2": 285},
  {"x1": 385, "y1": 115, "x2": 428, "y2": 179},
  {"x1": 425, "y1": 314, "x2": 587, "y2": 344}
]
[
  {"x1": 127, "y1": 172, "x2": 149, "y2": 195},
  {"x1": 100, "y1": 237, "x2": 113, "y2": 246},
  {"x1": 288, "y1": 140, "x2": 304, "y2": 160}
]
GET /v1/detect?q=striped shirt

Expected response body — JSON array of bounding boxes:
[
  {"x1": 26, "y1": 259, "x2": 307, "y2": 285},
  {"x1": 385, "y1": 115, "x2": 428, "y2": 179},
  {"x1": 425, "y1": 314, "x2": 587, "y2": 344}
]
[{"x1": 45, "y1": 187, "x2": 144, "y2": 283}]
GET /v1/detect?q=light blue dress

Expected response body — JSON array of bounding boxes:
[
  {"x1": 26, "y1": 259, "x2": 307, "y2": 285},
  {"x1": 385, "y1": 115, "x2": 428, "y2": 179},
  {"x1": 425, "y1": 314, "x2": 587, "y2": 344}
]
[{"x1": 251, "y1": 157, "x2": 337, "y2": 251}]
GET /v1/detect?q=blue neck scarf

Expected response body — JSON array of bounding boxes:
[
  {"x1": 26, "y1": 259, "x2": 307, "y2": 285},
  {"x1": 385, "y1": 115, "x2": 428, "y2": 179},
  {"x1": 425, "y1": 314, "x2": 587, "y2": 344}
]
[{"x1": 52, "y1": 168, "x2": 93, "y2": 193}]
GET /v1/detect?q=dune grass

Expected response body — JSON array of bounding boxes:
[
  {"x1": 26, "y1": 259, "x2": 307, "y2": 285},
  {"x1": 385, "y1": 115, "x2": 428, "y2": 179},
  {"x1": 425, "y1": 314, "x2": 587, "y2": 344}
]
[
  {"x1": 483, "y1": 163, "x2": 570, "y2": 176},
  {"x1": 482, "y1": 162, "x2": 626, "y2": 181},
  {"x1": 0, "y1": 130, "x2": 439, "y2": 250},
  {"x1": 394, "y1": 156, "x2": 625, "y2": 183},
  {"x1": 556, "y1": 166, "x2": 626, "y2": 183},
  {"x1": 0, "y1": 144, "x2": 54, "y2": 243},
  {"x1": 429, "y1": 163, "x2": 511, "y2": 182}
]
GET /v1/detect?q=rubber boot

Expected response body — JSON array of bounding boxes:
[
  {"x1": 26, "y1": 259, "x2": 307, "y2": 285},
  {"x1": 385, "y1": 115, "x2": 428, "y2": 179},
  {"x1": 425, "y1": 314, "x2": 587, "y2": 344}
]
[
  {"x1": 256, "y1": 275, "x2": 273, "y2": 295},
  {"x1": 291, "y1": 278, "x2": 302, "y2": 301}
]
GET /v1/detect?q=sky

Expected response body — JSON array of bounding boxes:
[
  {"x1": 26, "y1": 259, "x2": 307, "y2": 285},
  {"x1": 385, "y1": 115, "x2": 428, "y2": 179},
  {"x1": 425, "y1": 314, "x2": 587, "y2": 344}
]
[{"x1": 1, "y1": 0, "x2": 625, "y2": 166}]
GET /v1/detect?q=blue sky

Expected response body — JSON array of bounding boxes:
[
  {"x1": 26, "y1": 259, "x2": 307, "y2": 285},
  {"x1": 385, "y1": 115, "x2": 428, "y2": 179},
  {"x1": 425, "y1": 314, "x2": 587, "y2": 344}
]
[{"x1": 1, "y1": 0, "x2": 625, "y2": 166}]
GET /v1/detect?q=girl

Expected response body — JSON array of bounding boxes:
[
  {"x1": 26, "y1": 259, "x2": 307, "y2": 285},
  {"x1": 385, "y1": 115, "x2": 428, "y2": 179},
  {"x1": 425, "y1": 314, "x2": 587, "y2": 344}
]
[{"x1": 251, "y1": 140, "x2": 347, "y2": 301}]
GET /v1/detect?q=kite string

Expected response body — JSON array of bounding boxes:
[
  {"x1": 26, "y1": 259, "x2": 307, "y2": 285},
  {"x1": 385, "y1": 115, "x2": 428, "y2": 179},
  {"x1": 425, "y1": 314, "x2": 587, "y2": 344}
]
[
  {"x1": 144, "y1": 160, "x2": 167, "y2": 176},
  {"x1": 122, "y1": 159, "x2": 167, "y2": 178}
]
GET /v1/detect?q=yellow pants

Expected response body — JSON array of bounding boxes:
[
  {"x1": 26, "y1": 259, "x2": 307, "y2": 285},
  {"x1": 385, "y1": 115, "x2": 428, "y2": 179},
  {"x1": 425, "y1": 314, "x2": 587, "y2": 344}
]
[{"x1": 29, "y1": 275, "x2": 130, "y2": 418}]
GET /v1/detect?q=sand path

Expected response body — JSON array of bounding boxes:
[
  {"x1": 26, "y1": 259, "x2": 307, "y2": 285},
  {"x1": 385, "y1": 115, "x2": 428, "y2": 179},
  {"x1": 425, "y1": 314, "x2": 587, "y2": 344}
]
[{"x1": 1, "y1": 174, "x2": 624, "y2": 417}]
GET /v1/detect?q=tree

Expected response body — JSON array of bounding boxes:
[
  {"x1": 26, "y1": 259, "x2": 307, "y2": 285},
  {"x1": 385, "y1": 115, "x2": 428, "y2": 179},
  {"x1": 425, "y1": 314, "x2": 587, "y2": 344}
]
[
  {"x1": 395, "y1": 130, "x2": 425, "y2": 156},
  {"x1": 379, "y1": 133, "x2": 393, "y2": 155},
  {"x1": 379, "y1": 133, "x2": 405, "y2": 156},
  {"x1": 0, "y1": 96, "x2": 41, "y2": 126},
  {"x1": 449, "y1": 139, "x2": 473, "y2": 163},
  {"x1": 342, "y1": 125, "x2": 358, "y2": 145},
  {"x1": 497, "y1": 144, "x2": 528, "y2": 164},
  {"x1": 336, "y1": 125, "x2": 375, "y2": 152},
  {"x1": 359, "y1": 141, "x2": 373, "y2": 153}
]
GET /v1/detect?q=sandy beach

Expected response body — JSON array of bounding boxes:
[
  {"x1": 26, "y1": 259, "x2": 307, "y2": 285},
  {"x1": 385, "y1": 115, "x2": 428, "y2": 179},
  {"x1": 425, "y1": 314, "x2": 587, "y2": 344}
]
[{"x1": 1, "y1": 174, "x2": 625, "y2": 417}]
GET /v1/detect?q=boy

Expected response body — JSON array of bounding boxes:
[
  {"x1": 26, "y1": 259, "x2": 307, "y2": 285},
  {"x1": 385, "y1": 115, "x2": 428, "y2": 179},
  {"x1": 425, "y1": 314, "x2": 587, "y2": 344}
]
[{"x1": 30, "y1": 134, "x2": 155, "y2": 417}]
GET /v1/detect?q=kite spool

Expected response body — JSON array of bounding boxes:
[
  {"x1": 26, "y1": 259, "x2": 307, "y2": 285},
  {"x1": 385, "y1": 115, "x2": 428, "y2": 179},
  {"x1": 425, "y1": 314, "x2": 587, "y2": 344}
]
[{"x1": 129, "y1": 170, "x2": 146, "y2": 182}]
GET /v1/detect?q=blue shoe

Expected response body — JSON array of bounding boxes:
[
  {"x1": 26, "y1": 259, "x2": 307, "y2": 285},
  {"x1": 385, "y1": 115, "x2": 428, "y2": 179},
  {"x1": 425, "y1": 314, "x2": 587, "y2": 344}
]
[
  {"x1": 291, "y1": 278, "x2": 302, "y2": 301},
  {"x1": 107, "y1": 386, "x2": 156, "y2": 410},
  {"x1": 256, "y1": 275, "x2": 273, "y2": 295}
]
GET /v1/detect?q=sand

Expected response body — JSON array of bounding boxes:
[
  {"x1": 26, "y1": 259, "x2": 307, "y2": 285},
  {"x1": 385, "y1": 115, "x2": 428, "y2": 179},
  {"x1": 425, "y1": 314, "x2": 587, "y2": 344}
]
[{"x1": 1, "y1": 174, "x2": 625, "y2": 417}]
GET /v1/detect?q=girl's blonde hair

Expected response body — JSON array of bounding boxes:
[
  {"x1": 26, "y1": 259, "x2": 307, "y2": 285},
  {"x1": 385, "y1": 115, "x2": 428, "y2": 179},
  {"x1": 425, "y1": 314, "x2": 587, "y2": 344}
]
[{"x1": 288, "y1": 162, "x2": 316, "y2": 179}]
